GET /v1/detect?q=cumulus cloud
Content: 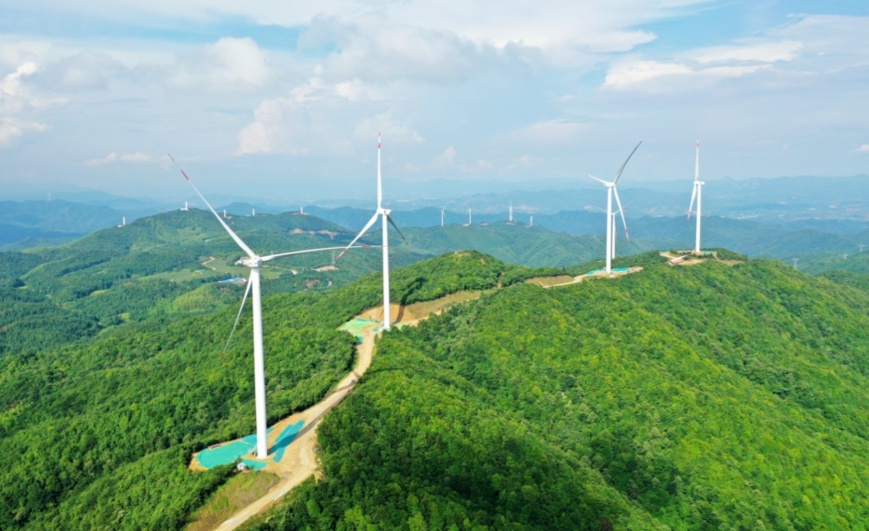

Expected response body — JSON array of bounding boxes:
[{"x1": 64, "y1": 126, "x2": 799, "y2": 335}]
[
  {"x1": 0, "y1": 62, "x2": 61, "y2": 147},
  {"x1": 37, "y1": 51, "x2": 129, "y2": 91},
  {"x1": 434, "y1": 146, "x2": 457, "y2": 167},
  {"x1": 353, "y1": 114, "x2": 425, "y2": 145},
  {"x1": 164, "y1": 37, "x2": 274, "y2": 93},
  {"x1": 237, "y1": 81, "x2": 424, "y2": 157},
  {"x1": 857, "y1": 144, "x2": 869, "y2": 153},
  {"x1": 314, "y1": 23, "x2": 531, "y2": 86},
  {"x1": 86, "y1": 152, "x2": 154, "y2": 167}
]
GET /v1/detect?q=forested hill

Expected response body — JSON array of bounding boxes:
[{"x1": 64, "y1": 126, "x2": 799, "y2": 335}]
[
  {"x1": 0, "y1": 208, "x2": 426, "y2": 356},
  {"x1": 1, "y1": 213, "x2": 867, "y2": 529},
  {"x1": 0, "y1": 251, "x2": 556, "y2": 529},
  {"x1": 257, "y1": 255, "x2": 869, "y2": 530}
]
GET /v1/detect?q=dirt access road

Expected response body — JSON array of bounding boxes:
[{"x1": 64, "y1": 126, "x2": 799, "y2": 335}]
[{"x1": 213, "y1": 292, "x2": 480, "y2": 530}]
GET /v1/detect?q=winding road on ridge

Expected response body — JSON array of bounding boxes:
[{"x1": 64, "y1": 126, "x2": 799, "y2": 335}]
[
  {"x1": 213, "y1": 325, "x2": 376, "y2": 530},
  {"x1": 212, "y1": 292, "x2": 480, "y2": 530},
  {"x1": 208, "y1": 268, "x2": 647, "y2": 529}
]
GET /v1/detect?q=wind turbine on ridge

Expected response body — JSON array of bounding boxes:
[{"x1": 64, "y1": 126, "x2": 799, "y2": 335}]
[
  {"x1": 338, "y1": 133, "x2": 407, "y2": 331},
  {"x1": 588, "y1": 141, "x2": 641, "y2": 274},
  {"x1": 170, "y1": 155, "x2": 372, "y2": 459},
  {"x1": 688, "y1": 138, "x2": 704, "y2": 254}
]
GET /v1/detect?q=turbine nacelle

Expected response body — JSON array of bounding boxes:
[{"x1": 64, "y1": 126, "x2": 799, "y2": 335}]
[
  {"x1": 237, "y1": 256, "x2": 263, "y2": 268},
  {"x1": 585, "y1": 141, "x2": 641, "y2": 273}
]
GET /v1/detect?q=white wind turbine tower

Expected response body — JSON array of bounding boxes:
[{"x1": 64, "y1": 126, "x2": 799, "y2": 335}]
[
  {"x1": 170, "y1": 155, "x2": 371, "y2": 458},
  {"x1": 441, "y1": 206, "x2": 446, "y2": 227},
  {"x1": 509, "y1": 201, "x2": 513, "y2": 223},
  {"x1": 688, "y1": 138, "x2": 704, "y2": 254},
  {"x1": 588, "y1": 141, "x2": 641, "y2": 274},
  {"x1": 338, "y1": 133, "x2": 406, "y2": 331}
]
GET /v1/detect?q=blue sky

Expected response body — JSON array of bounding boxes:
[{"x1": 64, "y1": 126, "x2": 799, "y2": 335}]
[{"x1": 1, "y1": 1, "x2": 868, "y2": 203}]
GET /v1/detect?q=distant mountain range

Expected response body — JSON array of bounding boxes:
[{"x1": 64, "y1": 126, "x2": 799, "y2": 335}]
[{"x1": 2, "y1": 174, "x2": 867, "y2": 272}]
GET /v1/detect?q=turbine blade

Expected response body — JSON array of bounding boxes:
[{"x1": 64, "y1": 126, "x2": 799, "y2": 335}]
[
  {"x1": 387, "y1": 214, "x2": 408, "y2": 245},
  {"x1": 613, "y1": 186, "x2": 629, "y2": 240},
  {"x1": 613, "y1": 141, "x2": 642, "y2": 184},
  {"x1": 337, "y1": 212, "x2": 380, "y2": 260},
  {"x1": 261, "y1": 244, "x2": 379, "y2": 262},
  {"x1": 688, "y1": 184, "x2": 698, "y2": 220},
  {"x1": 223, "y1": 276, "x2": 252, "y2": 352},
  {"x1": 587, "y1": 174, "x2": 609, "y2": 186},
  {"x1": 169, "y1": 155, "x2": 257, "y2": 259}
]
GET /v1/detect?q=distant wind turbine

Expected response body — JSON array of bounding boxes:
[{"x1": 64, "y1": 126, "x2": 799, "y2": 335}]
[
  {"x1": 338, "y1": 133, "x2": 407, "y2": 331},
  {"x1": 170, "y1": 154, "x2": 372, "y2": 458},
  {"x1": 688, "y1": 138, "x2": 704, "y2": 254},
  {"x1": 509, "y1": 201, "x2": 513, "y2": 223},
  {"x1": 441, "y1": 206, "x2": 446, "y2": 227},
  {"x1": 588, "y1": 141, "x2": 641, "y2": 274}
]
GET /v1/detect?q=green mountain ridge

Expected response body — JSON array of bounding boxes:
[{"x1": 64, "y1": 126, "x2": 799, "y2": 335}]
[
  {"x1": 256, "y1": 256, "x2": 868, "y2": 530},
  {"x1": 0, "y1": 207, "x2": 867, "y2": 529}
]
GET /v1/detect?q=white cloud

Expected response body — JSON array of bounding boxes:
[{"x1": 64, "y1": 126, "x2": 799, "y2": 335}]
[
  {"x1": 505, "y1": 154, "x2": 540, "y2": 171},
  {"x1": 0, "y1": 62, "x2": 61, "y2": 147},
  {"x1": 604, "y1": 59, "x2": 693, "y2": 88},
  {"x1": 15, "y1": 1, "x2": 698, "y2": 53},
  {"x1": 509, "y1": 119, "x2": 589, "y2": 145},
  {"x1": 857, "y1": 144, "x2": 869, "y2": 153},
  {"x1": 38, "y1": 51, "x2": 129, "y2": 91},
  {"x1": 313, "y1": 22, "x2": 535, "y2": 86},
  {"x1": 603, "y1": 14, "x2": 869, "y2": 94},
  {"x1": 87, "y1": 152, "x2": 153, "y2": 166},
  {"x1": 434, "y1": 146, "x2": 457, "y2": 167},
  {"x1": 353, "y1": 113, "x2": 425, "y2": 145},
  {"x1": 165, "y1": 37, "x2": 274, "y2": 93},
  {"x1": 693, "y1": 40, "x2": 802, "y2": 64},
  {"x1": 0, "y1": 117, "x2": 47, "y2": 147},
  {"x1": 236, "y1": 97, "x2": 307, "y2": 155}
]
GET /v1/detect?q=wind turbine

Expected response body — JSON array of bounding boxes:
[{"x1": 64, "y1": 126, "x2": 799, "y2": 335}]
[
  {"x1": 441, "y1": 206, "x2": 446, "y2": 227},
  {"x1": 588, "y1": 141, "x2": 641, "y2": 274},
  {"x1": 338, "y1": 133, "x2": 406, "y2": 331},
  {"x1": 688, "y1": 138, "x2": 704, "y2": 254},
  {"x1": 509, "y1": 201, "x2": 513, "y2": 223},
  {"x1": 170, "y1": 155, "x2": 372, "y2": 458}
]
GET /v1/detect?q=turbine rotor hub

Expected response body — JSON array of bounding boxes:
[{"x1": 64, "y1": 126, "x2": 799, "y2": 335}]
[{"x1": 238, "y1": 256, "x2": 263, "y2": 268}]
